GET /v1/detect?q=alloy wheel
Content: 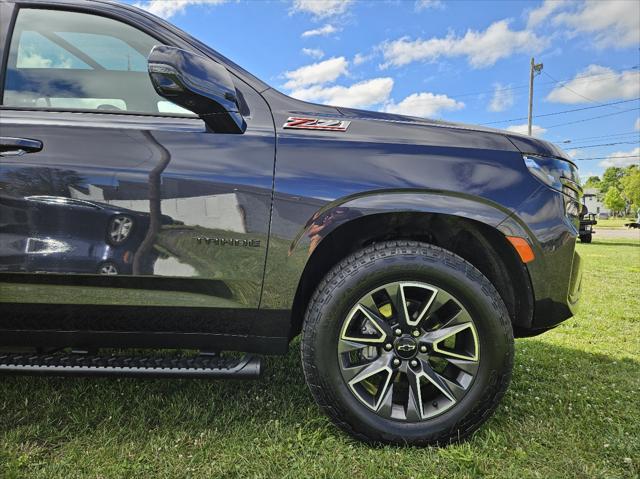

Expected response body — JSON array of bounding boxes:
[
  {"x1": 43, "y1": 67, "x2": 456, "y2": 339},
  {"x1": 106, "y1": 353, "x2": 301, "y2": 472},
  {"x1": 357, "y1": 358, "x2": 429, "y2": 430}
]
[
  {"x1": 337, "y1": 281, "x2": 479, "y2": 421},
  {"x1": 108, "y1": 215, "x2": 133, "y2": 244},
  {"x1": 99, "y1": 263, "x2": 119, "y2": 275}
]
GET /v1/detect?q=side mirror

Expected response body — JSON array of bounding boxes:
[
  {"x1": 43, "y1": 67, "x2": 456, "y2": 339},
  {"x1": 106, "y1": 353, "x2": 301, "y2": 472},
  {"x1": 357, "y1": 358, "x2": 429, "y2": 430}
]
[{"x1": 148, "y1": 45, "x2": 246, "y2": 134}]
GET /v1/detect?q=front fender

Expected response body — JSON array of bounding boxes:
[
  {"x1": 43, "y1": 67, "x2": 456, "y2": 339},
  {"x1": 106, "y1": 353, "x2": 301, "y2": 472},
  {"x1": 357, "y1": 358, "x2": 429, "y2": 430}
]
[{"x1": 260, "y1": 190, "x2": 515, "y2": 310}]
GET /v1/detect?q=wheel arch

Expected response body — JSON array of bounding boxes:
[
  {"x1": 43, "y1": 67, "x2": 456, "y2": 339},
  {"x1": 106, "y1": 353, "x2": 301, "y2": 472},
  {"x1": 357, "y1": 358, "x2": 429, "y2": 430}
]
[{"x1": 289, "y1": 193, "x2": 534, "y2": 338}]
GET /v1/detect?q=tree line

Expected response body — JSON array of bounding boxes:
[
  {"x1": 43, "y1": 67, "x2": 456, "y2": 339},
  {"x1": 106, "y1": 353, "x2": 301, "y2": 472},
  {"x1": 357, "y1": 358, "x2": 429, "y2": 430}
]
[{"x1": 583, "y1": 165, "x2": 640, "y2": 217}]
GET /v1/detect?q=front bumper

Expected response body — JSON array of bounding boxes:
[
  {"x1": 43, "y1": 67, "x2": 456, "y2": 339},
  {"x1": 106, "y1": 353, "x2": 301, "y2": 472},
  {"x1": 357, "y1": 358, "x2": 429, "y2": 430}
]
[
  {"x1": 505, "y1": 185, "x2": 583, "y2": 332},
  {"x1": 567, "y1": 248, "x2": 583, "y2": 311}
]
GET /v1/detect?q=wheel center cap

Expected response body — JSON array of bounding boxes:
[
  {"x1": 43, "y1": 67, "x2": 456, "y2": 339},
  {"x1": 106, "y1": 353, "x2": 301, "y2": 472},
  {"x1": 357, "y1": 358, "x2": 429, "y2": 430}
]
[{"x1": 394, "y1": 336, "x2": 418, "y2": 359}]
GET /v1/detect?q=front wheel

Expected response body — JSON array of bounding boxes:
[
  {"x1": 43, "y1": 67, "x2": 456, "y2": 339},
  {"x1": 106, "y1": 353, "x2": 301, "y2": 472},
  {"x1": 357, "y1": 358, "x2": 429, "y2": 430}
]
[
  {"x1": 579, "y1": 233, "x2": 592, "y2": 243},
  {"x1": 301, "y1": 241, "x2": 514, "y2": 446}
]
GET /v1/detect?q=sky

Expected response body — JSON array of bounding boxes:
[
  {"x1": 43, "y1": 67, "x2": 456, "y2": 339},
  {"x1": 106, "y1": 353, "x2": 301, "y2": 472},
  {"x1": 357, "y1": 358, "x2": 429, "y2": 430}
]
[{"x1": 125, "y1": 0, "x2": 640, "y2": 179}]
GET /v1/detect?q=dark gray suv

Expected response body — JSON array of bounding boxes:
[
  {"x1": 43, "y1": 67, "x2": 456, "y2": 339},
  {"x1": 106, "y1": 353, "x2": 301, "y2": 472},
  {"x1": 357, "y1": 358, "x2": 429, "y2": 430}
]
[{"x1": 0, "y1": 0, "x2": 583, "y2": 445}]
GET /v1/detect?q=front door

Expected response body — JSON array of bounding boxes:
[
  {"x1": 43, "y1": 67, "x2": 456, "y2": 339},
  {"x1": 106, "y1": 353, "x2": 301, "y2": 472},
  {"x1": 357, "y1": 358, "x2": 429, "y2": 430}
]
[{"x1": 0, "y1": 6, "x2": 275, "y2": 334}]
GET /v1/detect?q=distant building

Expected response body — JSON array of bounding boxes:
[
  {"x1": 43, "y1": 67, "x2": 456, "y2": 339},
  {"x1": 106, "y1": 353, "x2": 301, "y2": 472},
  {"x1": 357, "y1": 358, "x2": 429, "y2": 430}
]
[{"x1": 582, "y1": 188, "x2": 610, "y2": 215}]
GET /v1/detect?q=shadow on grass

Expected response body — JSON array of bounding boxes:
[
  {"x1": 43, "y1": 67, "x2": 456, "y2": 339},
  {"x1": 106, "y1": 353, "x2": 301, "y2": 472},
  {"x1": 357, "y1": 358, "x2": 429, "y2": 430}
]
[{"x1": 1, "y1": 338, "x2": 637, "y2": 448}]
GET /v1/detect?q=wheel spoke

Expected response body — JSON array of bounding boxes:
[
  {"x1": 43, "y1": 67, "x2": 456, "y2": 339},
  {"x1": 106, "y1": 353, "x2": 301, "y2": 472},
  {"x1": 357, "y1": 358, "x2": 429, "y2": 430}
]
[
  {"x1": 406, "y1": 368, "x2": 424, "y2": 421},
  {"x1": 337, "y1": 338, "x2": 369, "y2": 354},
  {"x1": 358, "y1": 300, "x2": 393, "y2": 338},
  {"x1": 425, "y1": 322, "x2": 471, "y2": 344},
  {"x1": 340, "y1": 303, "x2": 390, "y2": 344},
  {"x1": 343, "y1": 354, "x2": 394, "y2": 412},
  {"x1": 418, "y1": 359, "x2": 460, "y2": 402},
  {"x1": 384, "y1": 283, "x2": 411, "y2": 329},
  {"x1": 376, "y1": 373, "x2": 395, "y2": 417},
  {"x1": 409, "y1": 284, "x2": 444, "y2": 327},
  {"x1": 424, "y1": 320, "x2": 479, "y2": 361},
  {"x1": 342, "y1": 354, "x2": 391, "y2": 383},
  {"x1": 440, "y1": 356, "x2": 480, "y2": 376}
]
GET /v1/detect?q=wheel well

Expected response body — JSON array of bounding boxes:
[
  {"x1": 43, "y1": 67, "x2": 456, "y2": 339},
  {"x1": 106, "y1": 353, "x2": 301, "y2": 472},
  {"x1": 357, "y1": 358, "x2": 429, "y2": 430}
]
[{"x1": 290, "y1": 212, "x2": 533, "y2": 337}]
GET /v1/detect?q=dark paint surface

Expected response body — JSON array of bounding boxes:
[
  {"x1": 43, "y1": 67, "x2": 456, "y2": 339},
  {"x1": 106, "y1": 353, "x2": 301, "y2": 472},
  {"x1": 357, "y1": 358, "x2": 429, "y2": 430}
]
[{"x1": 0, "y1": 0, "x2": 582, "y2": 353}]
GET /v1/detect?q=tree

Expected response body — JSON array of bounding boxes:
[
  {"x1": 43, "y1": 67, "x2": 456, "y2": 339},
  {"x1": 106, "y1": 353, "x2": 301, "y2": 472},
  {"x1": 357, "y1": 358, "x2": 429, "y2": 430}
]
[
  {"x1": 583, "y1": 176, "x2": 601, "y2": 189},
  {"x1": 600, "y1": 167, "x2": 624, "y2": 194},
  {"x1": 620, "y1": 167, "x2": 640, "y2": 215},
  {"x1": 604, "y1": 188, "x2": 626, "y2": 216}
]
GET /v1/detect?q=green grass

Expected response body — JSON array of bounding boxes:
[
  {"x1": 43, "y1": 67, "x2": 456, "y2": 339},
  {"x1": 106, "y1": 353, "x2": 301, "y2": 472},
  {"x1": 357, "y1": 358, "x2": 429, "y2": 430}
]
[
  {"x1": 1, "y1": 239, "x2": 639, "y2": 479},
  {"x1": 595, "y1": 217, "x2": 636, "y2": 229}
]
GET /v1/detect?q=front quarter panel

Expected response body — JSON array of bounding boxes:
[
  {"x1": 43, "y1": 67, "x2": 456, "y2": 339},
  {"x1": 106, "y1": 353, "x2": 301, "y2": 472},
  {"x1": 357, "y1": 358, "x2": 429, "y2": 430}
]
[{"x1": 260, "y1": 92, "x2": 542, "y2": 311}]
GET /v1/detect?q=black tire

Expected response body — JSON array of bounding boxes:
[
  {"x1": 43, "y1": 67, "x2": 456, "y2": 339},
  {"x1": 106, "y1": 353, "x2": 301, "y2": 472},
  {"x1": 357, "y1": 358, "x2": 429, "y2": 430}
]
[
  {"x1": 301, "y1": 240, "x2": 514, "y2": 446},
  {"x1": 580, "y1": 234, "x2": 592, "y2": 243}
]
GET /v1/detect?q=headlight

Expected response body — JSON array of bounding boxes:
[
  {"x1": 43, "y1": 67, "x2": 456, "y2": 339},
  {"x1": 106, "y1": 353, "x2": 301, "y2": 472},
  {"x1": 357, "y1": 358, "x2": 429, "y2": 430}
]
[{"x1": 523, "y1": 154, "x2": 582, "y2": 201}]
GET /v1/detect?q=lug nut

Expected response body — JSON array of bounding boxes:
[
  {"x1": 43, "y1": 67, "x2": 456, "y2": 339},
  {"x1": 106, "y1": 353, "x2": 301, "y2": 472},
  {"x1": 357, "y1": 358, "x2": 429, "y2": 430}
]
[
  {"x1": 384, "y1": 343, "x2": 393, "y2": 351},
  {"x1": 394, "y1": 328, "x2": 402, "y2": 336},
  {"x1": 420, "y1": 345, "x2": 427, "y2": 353},
  {"x1": 412, "y1": 330, "x2": 420, "y2": 337},
  {"x1": 410, "y1": 360, "x2": 418, "y2": 367},
  {"x1": 393, "y1": 358, "x2": 401, "y2": 366}
]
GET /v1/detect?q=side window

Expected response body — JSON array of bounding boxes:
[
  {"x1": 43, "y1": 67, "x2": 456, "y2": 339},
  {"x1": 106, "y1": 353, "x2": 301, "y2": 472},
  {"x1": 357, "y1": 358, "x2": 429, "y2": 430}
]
[{"x1": 3, "y1": 8, "x2": 192, "y2": 115}]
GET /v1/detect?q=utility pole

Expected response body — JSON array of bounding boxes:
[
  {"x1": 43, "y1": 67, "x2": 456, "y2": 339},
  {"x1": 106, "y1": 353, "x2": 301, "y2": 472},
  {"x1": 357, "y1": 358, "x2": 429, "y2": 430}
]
[{"x1": 527, "y1": 57, "x2": 544, "y2": 136}]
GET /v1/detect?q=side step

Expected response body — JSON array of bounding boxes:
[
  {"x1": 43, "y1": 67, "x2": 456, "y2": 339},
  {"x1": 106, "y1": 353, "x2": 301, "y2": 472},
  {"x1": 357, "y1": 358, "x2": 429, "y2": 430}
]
[{"x1": 0, "y1": 353, "x2": 262, "y2": 379}]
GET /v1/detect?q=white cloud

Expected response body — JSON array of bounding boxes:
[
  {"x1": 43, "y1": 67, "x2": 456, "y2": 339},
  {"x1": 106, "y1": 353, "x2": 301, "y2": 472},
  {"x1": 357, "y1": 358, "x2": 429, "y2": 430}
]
[
  {"x1": 302, "y1": 48, "x2": 325, "y2": 59},
  {"x1": 635, "y1": 118, "x2": 640, "y2": 131},
  {"x1": 505, "y1": 124, "x2": 547, "y2": 137},
  {"x1": 553, "y1": 0, "x2": 640, "y2": 48},
  {"x1": 488, "y1": 83, "x2": 514, "y2": 112},
  {"x1": 301, "y1": 24, "x2": 338, "y2": 38},
  {"x1": 353, "y1": 53, "x2": 373, "y2": 65},
  {"x1": 546, "y1": 65, "x2": 640, "y2": 104},
  {"x1": 291, "y1": 0, "x2": 352, "y2": 19},
  {"x1": 18, "y1": 52, "x2": 52, "y2": 68},
  {"x1": 283, "y1": 57, "x2": 348, "y2": 89},
  {"x1": 289, "y1": 77, "x2": 394, "y2": 108},
  {"x1": 383, "y1": 92, "x2": 464, "y2": 118},
  {"x1": 380, "y1": 20, "x2": 548, "y2": 69},
  {"x1": 526, "y1": 0, "x2": 563, "y2": 28},
  {"x1": 133, "y1": 0, "x2": 226, "y2": 19},
  {"x1": 599, "y1": 147, "x2": 640, "y2": 168},
  {"x1": 415, "y1": 0, "x2": 443, "y2": 11}
]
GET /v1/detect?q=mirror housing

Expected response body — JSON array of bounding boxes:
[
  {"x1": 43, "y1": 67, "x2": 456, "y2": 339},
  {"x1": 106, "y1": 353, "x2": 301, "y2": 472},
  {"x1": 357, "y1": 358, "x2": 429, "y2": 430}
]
[{"x1": 148, "y1": 45, "x2": 246, "y2": 133}]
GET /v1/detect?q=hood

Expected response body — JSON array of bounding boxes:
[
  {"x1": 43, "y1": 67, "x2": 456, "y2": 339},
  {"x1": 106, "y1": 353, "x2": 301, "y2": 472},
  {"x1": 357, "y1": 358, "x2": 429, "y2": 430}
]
[{"x1": 336, "y1": 106, "x2": 571, "y2": 161}]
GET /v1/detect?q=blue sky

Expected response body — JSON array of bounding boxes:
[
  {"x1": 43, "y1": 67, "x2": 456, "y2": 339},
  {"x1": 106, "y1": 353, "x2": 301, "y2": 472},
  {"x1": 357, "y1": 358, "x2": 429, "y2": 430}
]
[{"x1": 127, "y1": 0, "x2": 639, "y2": 179}]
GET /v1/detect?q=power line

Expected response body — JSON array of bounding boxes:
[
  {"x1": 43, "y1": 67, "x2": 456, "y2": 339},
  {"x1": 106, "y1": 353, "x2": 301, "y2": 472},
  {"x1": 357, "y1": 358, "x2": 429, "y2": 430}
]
[
  {"x1": 541, "y1": 70, "x2": 605, "y2": 105},
  {"x1": 567, "y1": 141, "x2": 639, "y2": 149},
  {"x1": 541, "y1": 69, "x2": 640, "y2": 114},
  {"x1": 482, "y1": 98, "x2": 640, "y2": 125},
  {"x1": 543, "y1": 107, "x2": 640, "y2": 129},
  {"x1": 559, "y1": 131, "x2": 640, "y2": 143},
  {"x1": 573, "y1": 155, "x2": 639, "y2": 161}
]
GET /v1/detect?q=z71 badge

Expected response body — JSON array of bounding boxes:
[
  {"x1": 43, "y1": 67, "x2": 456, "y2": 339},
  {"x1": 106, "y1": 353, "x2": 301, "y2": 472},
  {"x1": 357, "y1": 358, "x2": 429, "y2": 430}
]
[{"x1": 283, "y1": 117, "x2": 351, "y2": 131}]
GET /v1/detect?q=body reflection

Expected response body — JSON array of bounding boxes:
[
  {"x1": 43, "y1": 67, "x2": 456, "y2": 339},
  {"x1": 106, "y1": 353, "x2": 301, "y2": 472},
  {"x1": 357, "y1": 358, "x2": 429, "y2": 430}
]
[{"x1": 0, "y1": 193, "x2": 166, "y2": 275}]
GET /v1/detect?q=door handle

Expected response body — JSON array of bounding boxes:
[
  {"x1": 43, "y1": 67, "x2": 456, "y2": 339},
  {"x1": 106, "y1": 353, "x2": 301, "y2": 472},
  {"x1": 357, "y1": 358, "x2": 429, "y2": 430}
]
[{"x1": 0, "y1": 137, "x2": 43, "y2": 157}]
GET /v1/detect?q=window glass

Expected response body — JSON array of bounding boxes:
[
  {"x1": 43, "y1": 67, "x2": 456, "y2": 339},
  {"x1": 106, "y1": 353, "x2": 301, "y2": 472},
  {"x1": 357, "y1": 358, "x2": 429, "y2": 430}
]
[
  {"x1": 56, "y1": 32, "x2": 149, "y2": 71},
  {"x1": 17, "y1": 31, "x2": 90, "y2": 69},
  {"x1": 3, "y1": 8, "x2": 194, "y2": 116}
]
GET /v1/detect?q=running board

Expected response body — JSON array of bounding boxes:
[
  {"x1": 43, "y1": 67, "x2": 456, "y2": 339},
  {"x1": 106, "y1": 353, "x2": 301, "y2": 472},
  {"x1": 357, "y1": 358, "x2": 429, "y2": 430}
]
[{"x1": 0, "y1": 353, "x2": 262, "y2": 379}]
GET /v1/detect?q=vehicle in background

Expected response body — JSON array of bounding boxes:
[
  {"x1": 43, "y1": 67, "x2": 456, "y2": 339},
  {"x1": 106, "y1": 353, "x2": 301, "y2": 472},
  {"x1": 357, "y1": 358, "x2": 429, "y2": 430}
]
[
  {"x1": 578, "y1": 206, "x2": 596, "y2": 244},
  {"x1": 0, "y1": 195, "x2": 169, "y2": 275}
]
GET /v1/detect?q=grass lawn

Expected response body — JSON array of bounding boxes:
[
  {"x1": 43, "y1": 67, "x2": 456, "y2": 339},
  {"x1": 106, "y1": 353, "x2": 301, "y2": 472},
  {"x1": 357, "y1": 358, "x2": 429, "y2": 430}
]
[
  {"x1": 595, "y1": 217, "x2": 636, "y2": 229},
  {"x1": 1, "y1": 239, "x2": 638, "y2": 479}
]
